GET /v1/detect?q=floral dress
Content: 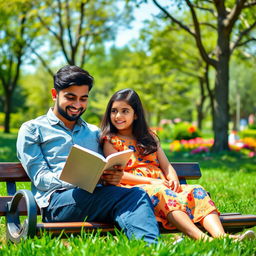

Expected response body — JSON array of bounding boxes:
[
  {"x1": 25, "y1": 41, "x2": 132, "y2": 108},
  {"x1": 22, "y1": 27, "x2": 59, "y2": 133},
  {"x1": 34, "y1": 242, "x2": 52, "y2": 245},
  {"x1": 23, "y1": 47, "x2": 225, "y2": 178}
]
[{"x1": 107, "y1": 136, "x2": 219, "y2": 229}]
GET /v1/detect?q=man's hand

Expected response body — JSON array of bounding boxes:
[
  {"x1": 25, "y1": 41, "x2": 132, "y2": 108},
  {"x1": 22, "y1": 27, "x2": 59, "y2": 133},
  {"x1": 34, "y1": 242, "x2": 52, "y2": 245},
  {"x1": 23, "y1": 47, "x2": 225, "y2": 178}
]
[{"x1": 101, "y1": 165, "x2": 124, "y2": 186}]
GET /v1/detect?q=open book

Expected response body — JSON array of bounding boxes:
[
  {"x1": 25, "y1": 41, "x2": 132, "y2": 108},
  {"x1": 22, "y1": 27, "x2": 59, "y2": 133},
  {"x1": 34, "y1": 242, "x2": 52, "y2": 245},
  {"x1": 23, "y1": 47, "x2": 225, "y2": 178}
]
[{"x1": 60, "y1": 144, "x2": 133, "y2": 193}]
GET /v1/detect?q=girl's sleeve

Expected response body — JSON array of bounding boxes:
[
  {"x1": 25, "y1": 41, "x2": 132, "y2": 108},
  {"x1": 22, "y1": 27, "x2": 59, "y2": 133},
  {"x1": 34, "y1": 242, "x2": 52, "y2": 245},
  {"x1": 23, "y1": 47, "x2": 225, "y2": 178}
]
[{"x1": 107, "y1": 136, "x2": 126, "y2": 152}]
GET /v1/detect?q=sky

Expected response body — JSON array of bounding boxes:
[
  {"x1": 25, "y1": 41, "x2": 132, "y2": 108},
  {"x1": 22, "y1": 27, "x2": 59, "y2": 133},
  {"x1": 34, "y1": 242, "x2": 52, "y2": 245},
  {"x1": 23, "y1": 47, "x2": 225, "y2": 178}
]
[{"x1": 113, "y1": 2, "x2": 160, "y2": 47}]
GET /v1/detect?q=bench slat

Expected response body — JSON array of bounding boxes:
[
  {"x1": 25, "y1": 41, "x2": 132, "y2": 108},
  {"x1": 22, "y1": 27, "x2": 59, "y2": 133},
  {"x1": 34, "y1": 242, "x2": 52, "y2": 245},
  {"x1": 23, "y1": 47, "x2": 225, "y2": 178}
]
[
  {"x1": 35, "y1": 213, "x2": 256, "y2": 236},
  {"x1": 36, "y1": 222, "x2": 115, "y2": 236},
  {"x1": 0, "y1": 162, "x2": 201, "y2": 182},
  {"x1": 171, "y1": 162, "x2": 201, "y2": 179},
  {"x1": 0, "y1": 163, "x2": 30, "y2": 181}
]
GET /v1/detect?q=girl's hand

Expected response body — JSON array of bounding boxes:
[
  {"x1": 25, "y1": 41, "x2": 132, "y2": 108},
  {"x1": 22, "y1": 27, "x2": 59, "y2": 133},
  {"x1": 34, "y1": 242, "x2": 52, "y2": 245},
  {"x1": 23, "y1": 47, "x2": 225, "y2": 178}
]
[
  {"x1": 149, "y1": 179, "x2": 171, "y2": 188},
  {"x1": 101, "y1": 165, "x2": 124, "y2": 186},
  {"x1": 168, "y1": 180, "x2": 181, "y2": 192}
]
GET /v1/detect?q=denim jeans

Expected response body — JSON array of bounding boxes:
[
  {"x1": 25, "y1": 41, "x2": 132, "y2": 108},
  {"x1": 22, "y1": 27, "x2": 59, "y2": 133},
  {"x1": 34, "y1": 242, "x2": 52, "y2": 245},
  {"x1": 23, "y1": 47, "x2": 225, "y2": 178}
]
[{"x1": 42, "y1": 186, "x2": 159, "y2": 244}]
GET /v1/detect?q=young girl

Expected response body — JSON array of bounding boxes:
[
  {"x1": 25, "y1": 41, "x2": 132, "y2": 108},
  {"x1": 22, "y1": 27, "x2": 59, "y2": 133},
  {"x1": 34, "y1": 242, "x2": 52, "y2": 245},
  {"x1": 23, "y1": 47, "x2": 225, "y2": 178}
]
[{"x1": 100, "y1": 88, "x2": 255, "y2": 242}]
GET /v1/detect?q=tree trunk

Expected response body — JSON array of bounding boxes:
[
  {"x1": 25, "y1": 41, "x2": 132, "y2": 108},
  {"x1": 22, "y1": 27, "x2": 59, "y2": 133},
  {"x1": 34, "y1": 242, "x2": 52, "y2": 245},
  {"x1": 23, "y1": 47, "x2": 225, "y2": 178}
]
[
  {"x1": 212, "y1": 29, "x2": 230, "y2": 151},
  {"x1": 197, "y1": 106, "x2": 203, "y2": 130},
  {"x1": 4, "y1": 91, "x2": 12, "y2": 133},
  {"x1": 196, "y1": 77, "x2": 205, "y2": 130}
]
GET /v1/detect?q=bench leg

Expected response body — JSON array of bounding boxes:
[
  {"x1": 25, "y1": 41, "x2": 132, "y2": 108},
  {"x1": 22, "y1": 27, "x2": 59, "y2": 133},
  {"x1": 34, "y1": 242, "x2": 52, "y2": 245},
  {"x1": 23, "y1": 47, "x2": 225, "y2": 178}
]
[{"x1": 6, "y1": 189, "x2": 37, "y2": 243}]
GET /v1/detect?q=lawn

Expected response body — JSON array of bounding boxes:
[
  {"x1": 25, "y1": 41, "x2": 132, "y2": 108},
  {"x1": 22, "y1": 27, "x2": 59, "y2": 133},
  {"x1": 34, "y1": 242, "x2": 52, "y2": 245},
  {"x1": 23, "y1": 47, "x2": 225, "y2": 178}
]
[{"x1": 0, "y1": 132, "x2": 255, "y2": 255}]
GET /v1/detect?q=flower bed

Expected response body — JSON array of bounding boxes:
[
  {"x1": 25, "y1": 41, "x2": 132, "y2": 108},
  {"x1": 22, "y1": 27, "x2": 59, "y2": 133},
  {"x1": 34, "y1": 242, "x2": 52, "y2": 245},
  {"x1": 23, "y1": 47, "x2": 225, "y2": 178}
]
[{"x1": 169, "y1": 137, "x2": 256, "y2": 157}]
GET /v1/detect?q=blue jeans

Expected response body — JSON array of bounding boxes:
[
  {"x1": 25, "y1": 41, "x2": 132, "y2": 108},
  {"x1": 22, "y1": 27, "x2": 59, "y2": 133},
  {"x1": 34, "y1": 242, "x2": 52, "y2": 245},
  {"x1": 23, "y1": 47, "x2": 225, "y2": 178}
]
[{"x1": 42, "y1": 186, "x2": 159, "y2": 244}]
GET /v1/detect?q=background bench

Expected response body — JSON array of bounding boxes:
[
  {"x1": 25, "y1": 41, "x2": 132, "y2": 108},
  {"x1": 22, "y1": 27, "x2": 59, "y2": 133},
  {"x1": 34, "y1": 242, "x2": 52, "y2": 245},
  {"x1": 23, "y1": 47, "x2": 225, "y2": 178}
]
[{"x1": 0, "y1": 162, "x2": 256, "y2": 243}]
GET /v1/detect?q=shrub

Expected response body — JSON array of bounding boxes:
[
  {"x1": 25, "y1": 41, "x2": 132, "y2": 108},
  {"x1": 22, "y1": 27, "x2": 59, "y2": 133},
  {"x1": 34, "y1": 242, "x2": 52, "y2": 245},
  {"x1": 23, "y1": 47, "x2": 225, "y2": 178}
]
[
  {"x1": 248, "y1": 124, "x2": 256, "y2": 129},
  {"x1": 171, "y1": 122, "x2": 201, "y2": 140},
  {"x1": 239, "y1": 129, "x2": 256, "y2": 139},
  {"x1": 157, "y1": 124, "x2": 173, "y2": 142}
]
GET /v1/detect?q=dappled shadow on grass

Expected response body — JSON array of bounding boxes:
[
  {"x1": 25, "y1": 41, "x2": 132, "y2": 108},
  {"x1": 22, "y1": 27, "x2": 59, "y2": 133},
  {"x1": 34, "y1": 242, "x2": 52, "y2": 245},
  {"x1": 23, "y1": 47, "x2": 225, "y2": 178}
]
[{"x1": 165, "y1": 150, "x2": 256, "y2": 174}]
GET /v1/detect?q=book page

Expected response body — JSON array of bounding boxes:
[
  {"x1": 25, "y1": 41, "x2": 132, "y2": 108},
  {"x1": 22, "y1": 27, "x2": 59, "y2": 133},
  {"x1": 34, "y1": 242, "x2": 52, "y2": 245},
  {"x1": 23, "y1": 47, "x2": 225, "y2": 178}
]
[
  {"x1": 60, "y1": 145, "x2": 106, "y2": 193},
  {"x1": 104, "y1": 149, "x2": 133, "y2": 171},
  {"x1": 73, "y1": 144, "x2": 106, "y2": 162}
]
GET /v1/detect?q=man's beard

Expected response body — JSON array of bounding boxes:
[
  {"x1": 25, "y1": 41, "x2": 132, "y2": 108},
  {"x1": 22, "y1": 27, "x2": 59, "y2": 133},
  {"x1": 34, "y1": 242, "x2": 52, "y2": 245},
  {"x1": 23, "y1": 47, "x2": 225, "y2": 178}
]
[{"x1": 57, "y1": 99, "x2": 85, "y2": 122}]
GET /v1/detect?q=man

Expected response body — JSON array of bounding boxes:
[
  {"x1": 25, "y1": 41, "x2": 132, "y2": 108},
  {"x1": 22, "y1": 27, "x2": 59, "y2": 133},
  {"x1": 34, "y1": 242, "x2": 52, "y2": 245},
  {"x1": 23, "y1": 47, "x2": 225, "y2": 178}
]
[{"x1": 17, "y1": 65, "x2": 159, "y2": 244}]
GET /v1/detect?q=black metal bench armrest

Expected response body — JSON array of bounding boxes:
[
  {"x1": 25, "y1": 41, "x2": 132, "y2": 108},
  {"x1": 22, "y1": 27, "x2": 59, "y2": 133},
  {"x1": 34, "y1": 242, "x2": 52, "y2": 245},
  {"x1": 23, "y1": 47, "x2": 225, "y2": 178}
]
[{"x1": 6, "y1": 189, "x2": 37, "y2": 243}]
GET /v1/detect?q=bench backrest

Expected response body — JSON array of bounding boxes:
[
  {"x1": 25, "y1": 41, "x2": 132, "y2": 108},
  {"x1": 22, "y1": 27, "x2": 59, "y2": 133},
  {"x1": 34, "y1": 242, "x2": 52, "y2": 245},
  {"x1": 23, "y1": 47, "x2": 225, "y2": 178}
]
[
  {"x1": 0, "y1": 162, "x2": 201, "y2": 216},
  {"x1": 0, "y1": 162, "x2": 201, "y2": 193}
]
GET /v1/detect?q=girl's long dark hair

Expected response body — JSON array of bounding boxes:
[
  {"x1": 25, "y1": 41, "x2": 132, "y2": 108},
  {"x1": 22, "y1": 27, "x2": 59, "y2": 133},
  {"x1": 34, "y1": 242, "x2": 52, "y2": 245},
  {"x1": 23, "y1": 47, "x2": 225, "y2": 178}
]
[{"x1": 100, "y1": 89, "x2": 158, "y2": 155}]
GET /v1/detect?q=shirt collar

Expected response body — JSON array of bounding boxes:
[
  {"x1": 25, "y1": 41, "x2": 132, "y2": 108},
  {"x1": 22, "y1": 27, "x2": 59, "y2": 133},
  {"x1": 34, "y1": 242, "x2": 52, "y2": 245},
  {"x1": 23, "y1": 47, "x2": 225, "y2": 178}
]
[{"x1": 47, "y1": 108, "x2": 87, "y2": 129}]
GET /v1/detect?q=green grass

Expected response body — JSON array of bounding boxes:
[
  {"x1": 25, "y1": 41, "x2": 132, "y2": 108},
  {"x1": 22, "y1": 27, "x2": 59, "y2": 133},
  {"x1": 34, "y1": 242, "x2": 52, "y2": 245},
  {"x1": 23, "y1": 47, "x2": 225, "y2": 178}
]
[
  {"x1": 0, "y1": 133, "x2": 255, "y2": 255},
  {"x1": 0, "y1": 232, "x2": 256, "y2": 256}
]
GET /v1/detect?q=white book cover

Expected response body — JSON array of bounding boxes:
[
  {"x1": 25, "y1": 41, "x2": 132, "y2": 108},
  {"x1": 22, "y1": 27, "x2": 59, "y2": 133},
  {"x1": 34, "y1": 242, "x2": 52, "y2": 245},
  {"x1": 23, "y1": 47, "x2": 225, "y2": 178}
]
[{"x1": 60, "y1": 144, "x2": 133, "y2": 193}]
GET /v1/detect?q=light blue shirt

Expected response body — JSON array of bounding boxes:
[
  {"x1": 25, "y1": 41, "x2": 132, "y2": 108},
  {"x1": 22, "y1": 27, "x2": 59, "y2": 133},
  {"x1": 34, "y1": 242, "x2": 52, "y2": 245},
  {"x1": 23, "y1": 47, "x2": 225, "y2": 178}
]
[{"x1": 16, "y1": 108, "x2": 102, "y2": 209}]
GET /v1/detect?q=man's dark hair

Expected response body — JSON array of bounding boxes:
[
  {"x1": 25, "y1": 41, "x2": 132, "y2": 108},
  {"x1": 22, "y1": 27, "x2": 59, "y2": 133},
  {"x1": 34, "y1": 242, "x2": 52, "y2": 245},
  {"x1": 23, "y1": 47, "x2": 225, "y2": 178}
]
[{"x1": 54, "y1": 65, "x2": 94, "y2": 92}]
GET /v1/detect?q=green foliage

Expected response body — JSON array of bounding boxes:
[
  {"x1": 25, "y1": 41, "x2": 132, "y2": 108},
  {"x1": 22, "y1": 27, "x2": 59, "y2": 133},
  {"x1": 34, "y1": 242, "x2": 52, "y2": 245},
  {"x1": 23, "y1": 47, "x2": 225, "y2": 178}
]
[
  {"x1": 239, "y1": 129, "x2": 256, "y2": 139},
  {"x1": 85, "y1": 46, "x2": 133, "y2": 119},
  {"x1": 113, "y1": 46, "x2": 194, "y2": 126},
  {"x1": 0, "y1": 131, "x2": 18, "y2": 161},
  {"x1": 248, "y1": 124, "x2": 256, "y2": 130},
  {"x1": 0, "y1": 112, "x2": 26, "y2": 129},
  {"x1": 157, "y1": 124, "x2": 173, "y2": 142},
  {"x1": 229, "y1": 58, "x2": 256, "y2": 125},
  {"x1": 171, "y1": 122, "x2": 201, "y2": 140},
  {"x1": 19, "y1": 67, "x2": 53, "y2": 119},
  {"x1": 10, "y1": 112, "x2": 28, "y2": 129}
]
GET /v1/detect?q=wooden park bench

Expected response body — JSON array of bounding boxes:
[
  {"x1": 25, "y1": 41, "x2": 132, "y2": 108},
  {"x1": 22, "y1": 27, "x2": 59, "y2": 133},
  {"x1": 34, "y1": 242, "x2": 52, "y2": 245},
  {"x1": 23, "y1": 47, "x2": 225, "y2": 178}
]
[{"x1": 0, "y1": 162, "x2": 256, "y2": 243}]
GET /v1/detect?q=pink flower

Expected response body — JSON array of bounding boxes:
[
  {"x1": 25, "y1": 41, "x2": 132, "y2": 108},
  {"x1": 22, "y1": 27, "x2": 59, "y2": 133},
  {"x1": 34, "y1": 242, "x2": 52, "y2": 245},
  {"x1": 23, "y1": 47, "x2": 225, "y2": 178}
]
[
  {"x1": 190, "y1": 146, "x2": 209, "y2": 154},
  {"x1": 248, "y1": 151, "x2": 255, "y2": 158}
]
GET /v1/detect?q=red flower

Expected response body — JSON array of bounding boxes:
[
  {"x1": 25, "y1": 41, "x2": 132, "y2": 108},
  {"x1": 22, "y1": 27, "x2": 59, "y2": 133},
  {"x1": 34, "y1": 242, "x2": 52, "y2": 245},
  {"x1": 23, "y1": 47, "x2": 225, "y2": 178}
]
[
  {"x1": 187, "y1": 193, "x2": 193, "y2": 201},
  {"x1": 167, "y1": 199, "x2": 177, "y2": 207},
  {"x1": 188, "y1": 126, "x2": 196, "y2": 133}
]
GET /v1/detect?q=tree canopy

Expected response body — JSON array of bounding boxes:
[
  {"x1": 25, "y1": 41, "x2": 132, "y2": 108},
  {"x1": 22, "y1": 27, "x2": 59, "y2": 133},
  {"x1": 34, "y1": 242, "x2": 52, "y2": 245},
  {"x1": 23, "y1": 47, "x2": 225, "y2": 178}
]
[{"x1": 0, "y1": 0, "x2": 256, "y2": 154}]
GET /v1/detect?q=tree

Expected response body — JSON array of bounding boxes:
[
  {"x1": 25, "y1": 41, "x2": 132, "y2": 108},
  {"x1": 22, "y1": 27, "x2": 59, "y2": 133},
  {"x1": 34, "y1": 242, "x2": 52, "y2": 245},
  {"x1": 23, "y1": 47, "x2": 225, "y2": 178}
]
[
  {"x1": 113, "y1": 46, "x2": 193, "y2": 126},
  {"x1": 0, "y1": 0, "x2": 37, "y2": 133},
  {"x1": 29, "y1": 0, "x2": 134, "y2": 75},
  {"x1": 83, "y1": 45, "x2": 134, "y2": 125},
  {"x1": 137, "y1": 0, "x2": 256, "y2": 151},
  {"x1": 144, "y1": 22, "x2": 215, "y2": 129}
]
